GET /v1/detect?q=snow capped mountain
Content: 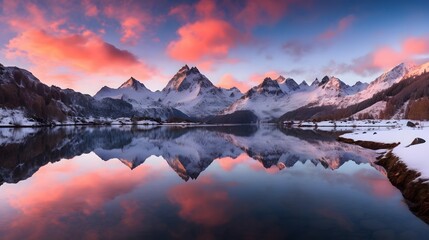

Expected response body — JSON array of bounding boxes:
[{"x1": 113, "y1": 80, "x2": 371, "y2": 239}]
[
  {"x1": 224, "y1": 75, "x2": 356, "y2": 121},
  {"x1": 245, "y1": 77, "x2": 285, "y2": 98},
  {"x1": 405, "y1": 61, "x2": 429, "y2": 78},
  {"x1": 2, "y1": 60, "x2": 429, "y2": 124},
  {"x1": 276, "y1": 76, "x2": 300, "y2": 93},
  {"x1": 311, "y1": 78, "x2": 320, "y2": 86},
  {"x1": 94, "y1": 77, "x2": 159, "y2": 107},
  {"x1": 339, "y1": 62, "x2": 410, "y2": 107},
  {"x1": 299, "y1": 80, "x2": 309, "y2": 88},
  {"x1": 161, "y1": 65, "x2": 243, "y2": 118}
]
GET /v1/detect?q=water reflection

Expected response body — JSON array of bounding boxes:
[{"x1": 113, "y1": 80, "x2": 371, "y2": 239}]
[
  {"x1": 0, "y1": 125, "x2": 382, "y2": 185},
  {"x1": 0, "y1": 126, "x2": 428, "y2": 239}
]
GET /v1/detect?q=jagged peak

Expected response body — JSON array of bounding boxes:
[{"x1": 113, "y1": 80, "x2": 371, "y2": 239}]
[
  {"x1": 163, "y1": 65, "x2": 213, "y2": 92},
  {"x1": 179, "y1": 64, "x2": 190, "y2": 72},
  {"x1": 319, "y1": 76, "x2": 330, "y2": 86},
  {"x1": 118, "y1": 77, "x2": 146, "y2": 90},
  {"x1": 299, "y1": 80, "x2": 309, "y2": 87},
  {"x1": 275, "y1": 75, "x2": 286, "y2": 83},
  {"x1": 321, "y1": 77, "x2": 348, "y2": 90},
  {"x1": 311, "y1": 78, "x2": 320, "y2": 86},
  {"x1": 189, "y1": 66, "x2": 200, "y2": 74}
]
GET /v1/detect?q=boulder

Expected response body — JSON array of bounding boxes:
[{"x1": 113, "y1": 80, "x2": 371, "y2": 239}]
[
  {"x1": 406, "y1": 138, "x2": 426, "y2": 147},
  {"x1": 407, "y1": 121, "x2": 416, "y2": 127}
]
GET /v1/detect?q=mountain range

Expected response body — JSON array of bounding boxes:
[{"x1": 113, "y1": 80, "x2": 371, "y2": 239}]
[{"x1": 1, "y1": 61, "x2": 429, "y2": 125}]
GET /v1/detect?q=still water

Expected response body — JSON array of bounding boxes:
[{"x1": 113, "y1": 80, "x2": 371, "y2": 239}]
[{"x1": 0, "y1": 125, "x2": 428, "y2": 239}]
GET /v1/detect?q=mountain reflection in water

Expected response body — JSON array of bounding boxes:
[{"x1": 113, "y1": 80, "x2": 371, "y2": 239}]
[{"x1": 0, "y1": 125, "x2": 428, "y2": 239}]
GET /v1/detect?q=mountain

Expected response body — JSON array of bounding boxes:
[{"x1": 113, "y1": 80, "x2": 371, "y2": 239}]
[
  {"x1": 0, "y1": 65, "x2": 137, "y2": 124},
  {"x1": 223, "y1": 75, "x2": 357, "y2": 121},
  {"x1": 94, "y1": 77, "x2": 190, "y2": 121},
  {"x1": 2, "y1": 60, "x2": 429, "y2": 124},
  {"x1": 279, "y1": 62, "x2": 429, "y2": 121},
  {"x1": 277, "y1": 76, "x2": 300, "y2": 93},
  {"x1": 93, "y1": 65, "x2": 243, "y2": 119},
  {"x1": 95, "y1": 77, "x2": 159, "y2": 106},
  {"x1": 161, "y1": 65, "x2": 243, "y2": 118}
]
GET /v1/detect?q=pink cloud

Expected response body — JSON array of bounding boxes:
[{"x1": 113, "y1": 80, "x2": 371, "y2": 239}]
[
  {"x1": 102, "y1": 2, "x2": 153, "y2": 45},
  {"x1": 318, "y1": 15, "x2": 355, "y2": 41},
  {"x1": 82, "y1": 0, "x2": 99, "y2": 17},
  {"x1": 168, "y1": 4, "x2": 193, "y2": 21},
  {"x1": 325, "y1": 36, "x2": 429, "y2": 76},
  {"x1": 167, "y1": 19, "x2": 243, "y2": 62},
  {"x1": 236, "y1": 0, "x2": 289, "y2": 28},
  {"x1": 1, "y1": 2, "x2": 158, "y2": 93},
  {"x1": 217, "y1": 74, "x2": 249, "y2": 92},
  {"x1": 249, "y1": 71, "x2": 282, "y2": 84},
  {"x1": 195, "y1": 0, "x2": 218, "y2": 18},
  {"x1": 6, "y1": 29, "x2": 152, "y2": 76}
]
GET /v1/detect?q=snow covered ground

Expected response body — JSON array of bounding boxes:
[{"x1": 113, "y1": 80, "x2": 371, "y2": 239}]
[
  {"x1": 287, "y1": 119, "x2": 406, "y2": 129},
  {"x1": 0, "y1": 108, "x2": 39, "y2": 126},
  {"x1": 341, "y1": 121, "x2": 429, "y2": 181}
]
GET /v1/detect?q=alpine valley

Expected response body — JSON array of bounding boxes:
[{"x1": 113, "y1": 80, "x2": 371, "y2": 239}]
[{"x1": 1, "y1": 61, "x2": 429, "y2": 126}]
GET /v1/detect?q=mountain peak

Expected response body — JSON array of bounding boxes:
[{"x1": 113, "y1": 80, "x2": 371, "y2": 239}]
[
  {"x1": 275, "y1": 75, "x2": 286, "y2": 83},
  {"x1": 319, "y1": 76, "x2": 330, "y2": 86},
  {"x1": 163, "y1": 65, "x2": 213, "y2": 92},
  {"x1": 405, "y1": 61, "x2": 429, "y2": 78},
  {"x1": 311, "y1": 78, "x2": 320, "y2": 86},
  {"x1": 245, "y1": 77, "x2": 284, "y2": 97},
  {"x1": 119, "y1": 77, "x2": 146, "y2": 90},
  {"x1": 299, "y1": 80, "x2": 309, "y2": 87},
  {"x1": 321, "y1": 77, "x2": 348, "y2": 90}
]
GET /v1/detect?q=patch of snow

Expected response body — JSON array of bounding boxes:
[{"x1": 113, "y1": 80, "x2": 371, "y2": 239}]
[{"x1": 342, "y1": 121, "x2": 429, "y2": 181}]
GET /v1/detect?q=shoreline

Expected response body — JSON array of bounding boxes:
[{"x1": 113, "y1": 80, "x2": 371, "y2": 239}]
[{"x1": 338, "y1": 136, "x2": 429, "y2": 224}]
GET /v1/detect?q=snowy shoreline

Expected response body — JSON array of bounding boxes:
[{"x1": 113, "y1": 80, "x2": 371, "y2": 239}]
[
  {"x1": 337, "y1": 120, "x2": 429, "y2": 223},
  {"x1": 339, "y1": 120, "x2": 429, "y2": 181}
]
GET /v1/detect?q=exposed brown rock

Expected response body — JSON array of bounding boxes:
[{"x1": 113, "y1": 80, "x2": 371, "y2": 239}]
[
  {"x1": 406, "y1": 137, "x2": 426, "y2": 147},
  {"x1": 376, "y1": 152, "x2": 429, "y2": 224},
  {"x1": 337, "y1": 137, "x2": 399, "y2": 150}
]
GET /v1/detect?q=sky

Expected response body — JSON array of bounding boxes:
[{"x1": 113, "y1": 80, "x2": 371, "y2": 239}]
[{"x1": 1, "y1": 0, "x2": 429, "y2": 95}]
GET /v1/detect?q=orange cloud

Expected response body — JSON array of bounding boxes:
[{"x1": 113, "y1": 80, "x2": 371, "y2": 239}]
[
  {"x1": 318, "y1": 15, "x2": 355, "y2": 40},
  {"x1": 6, "y1": 29, "x2": 156, "y2": 87},
  {"x1": 167, "y1": 19, "x2": 242, "y2": 62},
  {"x1": 217, "y1": 74, "x2": 249, "y2": 92},
  {"x1": 7, "y1": 30, "x2": 141, "y2": 72},
  {"x1": 168, "y1": 176, "x2": 233, "y2": 226}
]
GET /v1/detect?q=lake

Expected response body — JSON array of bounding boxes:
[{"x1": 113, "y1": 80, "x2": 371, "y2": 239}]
[{"x1": 0, "y1": 125, "x2": 428, "y2": 239}]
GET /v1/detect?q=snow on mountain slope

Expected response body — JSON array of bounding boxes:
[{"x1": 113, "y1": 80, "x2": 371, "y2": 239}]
[
  {"x1": 339, "y1": 63, "x2": 409, "y2": 107},
  {"x1": 276, "y1": 76, "x2": 300, "y2": 93},
  {"x1": 94, "y1": 77, "x2": 161, "y2": 107},
  {"x1": 405, "y1": 61, "x2": 429, "y2": 78},
  {"x1": 161, "y1": 65, "x2": 243, "y2": 118},
  {"x1": 224, "y1": 76, "x2": 357, "y2": 121},
  {"x1": 351, "y1": 101, "x2": 386, "y2": 119}
]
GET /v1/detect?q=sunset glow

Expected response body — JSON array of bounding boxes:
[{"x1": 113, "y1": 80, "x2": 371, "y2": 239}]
[{"x1": 1, "y1": 0, "x2": 428, "y2": 94}]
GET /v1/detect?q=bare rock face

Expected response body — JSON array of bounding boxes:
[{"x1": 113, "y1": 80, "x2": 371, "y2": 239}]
[{"x1": 407, "y1": 137, "x2": 426, "y2": 147}]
